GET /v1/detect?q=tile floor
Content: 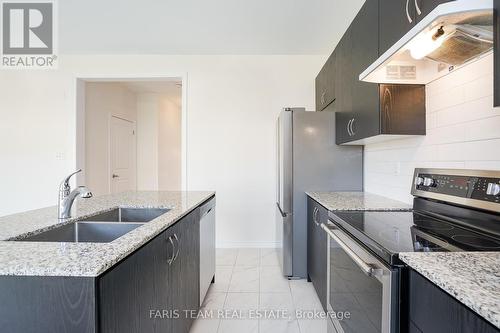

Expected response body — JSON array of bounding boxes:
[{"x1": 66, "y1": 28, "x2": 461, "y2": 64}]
[{"x1": 189, "y1": 248, "x2": 328, "y2": 333}]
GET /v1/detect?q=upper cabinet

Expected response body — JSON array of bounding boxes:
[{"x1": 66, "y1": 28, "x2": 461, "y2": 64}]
[
  {"x1": 379, "y1": 0, "x2": 455, "y2": 55},
  {"x1": 316, "y1": 49, "x2": 337, "y2": 111},
  {"x1": 330, "y1": 0, "x2": 426, "y2": 145}
]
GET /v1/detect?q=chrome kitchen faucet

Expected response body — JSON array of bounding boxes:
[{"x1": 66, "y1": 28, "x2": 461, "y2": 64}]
[{"x1": 58, "y1": 169, "x2": 93, "y2": 219}]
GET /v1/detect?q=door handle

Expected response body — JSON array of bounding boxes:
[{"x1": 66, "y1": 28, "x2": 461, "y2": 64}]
[
  {"x1": 112, "y1": 174, "x2": 119, "y2": 179},
  {"x1": 166, "y1": 235, "x2": 175, "y2": 265},
  {"x1": 406, "y1": 0, "x2": 413, "y2": 23},
  {"x1": 172, "y1": 233, "x2": 180, "y2": 262},
  {"x1": 321, "y1": 91, "x2": 326, "y2": 105},
  {"x1": 414, "y1": 0, "x2": 422, "y2": 16},
  {"x1": 321, "y1": 223, "x2": 381, "y2": 277},
  {"x1": 347, "y1": 119, "x2": 353, "y2": 136}
]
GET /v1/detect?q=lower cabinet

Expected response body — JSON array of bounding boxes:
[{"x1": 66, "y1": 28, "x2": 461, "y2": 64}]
[
  {"x1": 408, "y1": 269, "x2": 498, "y2": 333},
  {"x1": 100, "y1": 208, "x2": 200, "y2": 333},
  {"x1": 0, "y1": 205, "x2": 204, "y2": 333},
  {"x1": 307, "y1": 197, "x2": 328, "y2": 311}
]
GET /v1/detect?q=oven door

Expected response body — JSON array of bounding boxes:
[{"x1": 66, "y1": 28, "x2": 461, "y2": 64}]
[{"x1": 322, "y1": 222, "x2": 399, "y2": 333}]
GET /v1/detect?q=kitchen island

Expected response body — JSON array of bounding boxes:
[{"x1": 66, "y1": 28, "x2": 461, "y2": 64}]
[{"x1": 0, "y1": 191, "x2": 215, "y2": 333}]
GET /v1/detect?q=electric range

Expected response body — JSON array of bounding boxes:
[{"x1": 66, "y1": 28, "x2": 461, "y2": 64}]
[{"x1": 324, "y1": 168, "x2": 500, "y2": 333}]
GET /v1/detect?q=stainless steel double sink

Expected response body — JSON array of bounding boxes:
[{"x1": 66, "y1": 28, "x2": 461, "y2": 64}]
[{"x1": 14, "y1": 208, "x2": 170, "y2": 243}]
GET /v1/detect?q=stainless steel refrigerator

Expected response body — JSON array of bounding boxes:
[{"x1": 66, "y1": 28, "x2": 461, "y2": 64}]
[{"x1": 276, "y1": 107, "x2": 363, "y2": 278}]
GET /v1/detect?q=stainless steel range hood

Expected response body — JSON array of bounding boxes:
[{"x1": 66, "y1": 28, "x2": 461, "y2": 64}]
[{"x1": 360, "y1": 0, "x2": 494, "y2": 84}]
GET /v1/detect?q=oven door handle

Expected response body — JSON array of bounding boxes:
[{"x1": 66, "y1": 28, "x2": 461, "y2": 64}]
[{"x1": 321, "y1": 223, "x2": 380, "y2": 277}]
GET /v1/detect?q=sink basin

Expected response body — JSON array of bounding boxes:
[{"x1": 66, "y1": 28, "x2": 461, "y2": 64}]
[
  {"x1": 15, "y1": 222, "x2": 143, "y2": 243},
  {"x1": 81, "y1": 207, "x2": 170, "y2": 223}
]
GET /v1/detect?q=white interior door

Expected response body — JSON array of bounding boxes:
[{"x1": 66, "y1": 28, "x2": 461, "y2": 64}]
[{"x1": 110, "y1": 116, "x2": 137, "y2": 194}]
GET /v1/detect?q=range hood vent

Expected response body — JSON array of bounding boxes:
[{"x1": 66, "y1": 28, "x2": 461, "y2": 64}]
[{"x1": 360, "y1": 0, "x2": 494, "y2": 85}]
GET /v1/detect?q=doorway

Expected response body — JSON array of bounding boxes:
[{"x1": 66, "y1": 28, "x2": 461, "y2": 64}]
[{"x1": 75, "y1": 77, "x2": 186, "y2": 196}]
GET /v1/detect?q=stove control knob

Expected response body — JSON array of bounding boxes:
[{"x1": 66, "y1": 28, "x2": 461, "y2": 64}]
[
  {"x1": 415, "y1": 177, "x2": 424, "y2": 186},
  {"x1": 486, "y1": 183, "x2": 500, "y2": 196},
  {"x1": 423, "y1": 177, "x2": 436, "y2": 187}
]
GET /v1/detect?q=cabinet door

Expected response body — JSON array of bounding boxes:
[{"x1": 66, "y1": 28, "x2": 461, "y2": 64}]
[
  {"x1": 99, "y1": 232, "x2": 171, "y2": 333},
  {"x1": 351, "y1": 0, "x2": 380, "y2": 141},
  {"x1": 169, "y1": 209, "x2": 200, "y2": 333},
  {"x1": 306, "y1": 198, "x2": 327, "y2": 311},
  {"x1": 335, "y1": 111, "x2": 354, "y2": 145},
  {"x1": 316, "y1": 50, "x2": 336, "y2": 111},
  {"x1": 415, "y1": 0, "x2": 455, "y2": 23},
  {"x1": 379, "y1": 0, "x2": 416, "y2": 55},
  {"x1": 408, "y1": 269, "x2": 499, "y2": 333},
  {"x1": 336, "y1": 27, "x2": 352, "y2": 115},
  {"x1": 313, "y1": 202, "x2": 328, "y2": 311}
]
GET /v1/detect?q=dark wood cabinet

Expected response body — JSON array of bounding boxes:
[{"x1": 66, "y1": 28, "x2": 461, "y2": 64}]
[
  {"x1": 495, "y1": 0, "x2": 500, "y2": 107},
  {"x1": 169, "y1": 209, "x2": 200, "y2": 333},
  {"x1": 307, "y1": 197, "x2": 328, "y2": 311},
  {"x1": 408, "y1": 269, "x2": 498, "y2": 333},
  {"x1": 329, "y1": 0, "x2": 426, "y2": 145},
  {"x1": 379, "y1": 0, "x2": 416, "y2": 56},
  {"x1": 316, "y1": 49, "x2": 337, "y2": 111},
  {"x1": 99, "y1": 208, "x2": 200, "y2": 333},
  {"x1": 350, "y1": 0, "x2": 380, "y2": 141},
  {"x1": 99, "y1": 230, "x2": 171, "y2": 333}
]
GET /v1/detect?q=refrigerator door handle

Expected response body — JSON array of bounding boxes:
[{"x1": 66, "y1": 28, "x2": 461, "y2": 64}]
[{"x1": 277, "y1": 203, "x2": 287, "y2": 218}]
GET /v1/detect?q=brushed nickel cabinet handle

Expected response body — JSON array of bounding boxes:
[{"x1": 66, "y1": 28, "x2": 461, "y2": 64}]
[
  {"x1": 406, "y1": 0, "x2": 413, "y2": 23},
  {"x1": 415, "y1": 0, "x2": 422, "y2": 15},
  {"x1": 347, "y1": 119, "x2": 353, "y2": 136},
  {"x1": 313, "y1": 207, "x2": 320, "y2": 226},
  {"x1": 349, "y1": 118, "x2": 356, "y2": 136},
  {"x1": 172, "y1": 233, "x2": 180, "y2": 262},
  {"x1": 167, "y1": 235, "x2": 175, "y2": 265}
]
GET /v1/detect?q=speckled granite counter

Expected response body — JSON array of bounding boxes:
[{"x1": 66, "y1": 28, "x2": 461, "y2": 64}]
[
  {"x1": 306, "y1": 191, "x2": 411, "y2": 211},
  {"x1": 0, "y1": 191, "x2": 214, "y2": 277},
  {"x1": 400, "y1": 252, "x2": 500, "y2": 329}
]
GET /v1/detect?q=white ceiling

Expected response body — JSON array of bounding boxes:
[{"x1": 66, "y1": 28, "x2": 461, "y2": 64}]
[{"x1": 59, "y1": 0, "x2": 365, "y2": 55}]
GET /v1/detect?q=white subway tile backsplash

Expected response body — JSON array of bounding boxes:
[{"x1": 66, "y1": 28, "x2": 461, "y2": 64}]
[
  {"x1": 465, "y1": 116, "x2": 500, "y2": 142},
  {"x1": 364, "y1": 54, "x2": 500, "y2": 204}
]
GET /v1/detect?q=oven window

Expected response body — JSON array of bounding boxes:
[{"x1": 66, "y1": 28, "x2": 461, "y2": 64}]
[{"x1": 330, "y1": 240, "x2": 383, "y2": 332}]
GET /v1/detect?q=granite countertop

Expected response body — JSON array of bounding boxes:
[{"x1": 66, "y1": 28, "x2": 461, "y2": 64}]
[
  {"x1": 400, "y1": 252, "x2": 500, "y2": 329},
  {"x1": 0, "y1": 191, "x2": 214, "y2": 277},
  {"x1": 306, "y1": 191, "x2": 411, "y2": 211}
]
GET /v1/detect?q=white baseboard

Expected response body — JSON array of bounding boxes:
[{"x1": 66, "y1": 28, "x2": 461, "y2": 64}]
[{"x1": 216, "y1": 241, "x2": 281, "y2": 249}]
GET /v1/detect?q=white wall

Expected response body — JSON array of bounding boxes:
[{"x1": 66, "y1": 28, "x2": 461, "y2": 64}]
[
  {"x1": 136, "y1": 93, "x2": 182, "y2": 191},
  {"x1": 0, "y1": 55, "x2": 323, "y2": 248},
  {"x1": 158, "y1": 97, "x2": 182, "y2": 191},
  {"x1": 85, "y1": 82, "x2": 137, "y2": 196},
  {"x1": 136, "y1": 93, "x2": 160, "y2": 191},
  {"x1": 364, "y1": 54, "x2": 500, "y2": 204}
]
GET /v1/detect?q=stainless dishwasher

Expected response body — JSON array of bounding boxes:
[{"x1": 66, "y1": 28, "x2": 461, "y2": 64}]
[{"x1": 199, "y1": 197, "x2": 216, "y2": 305}]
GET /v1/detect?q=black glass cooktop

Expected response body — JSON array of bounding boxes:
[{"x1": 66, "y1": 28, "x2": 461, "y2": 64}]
[{"x1": 329, "y1": 211, "x2": 500, "y2": 266}]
